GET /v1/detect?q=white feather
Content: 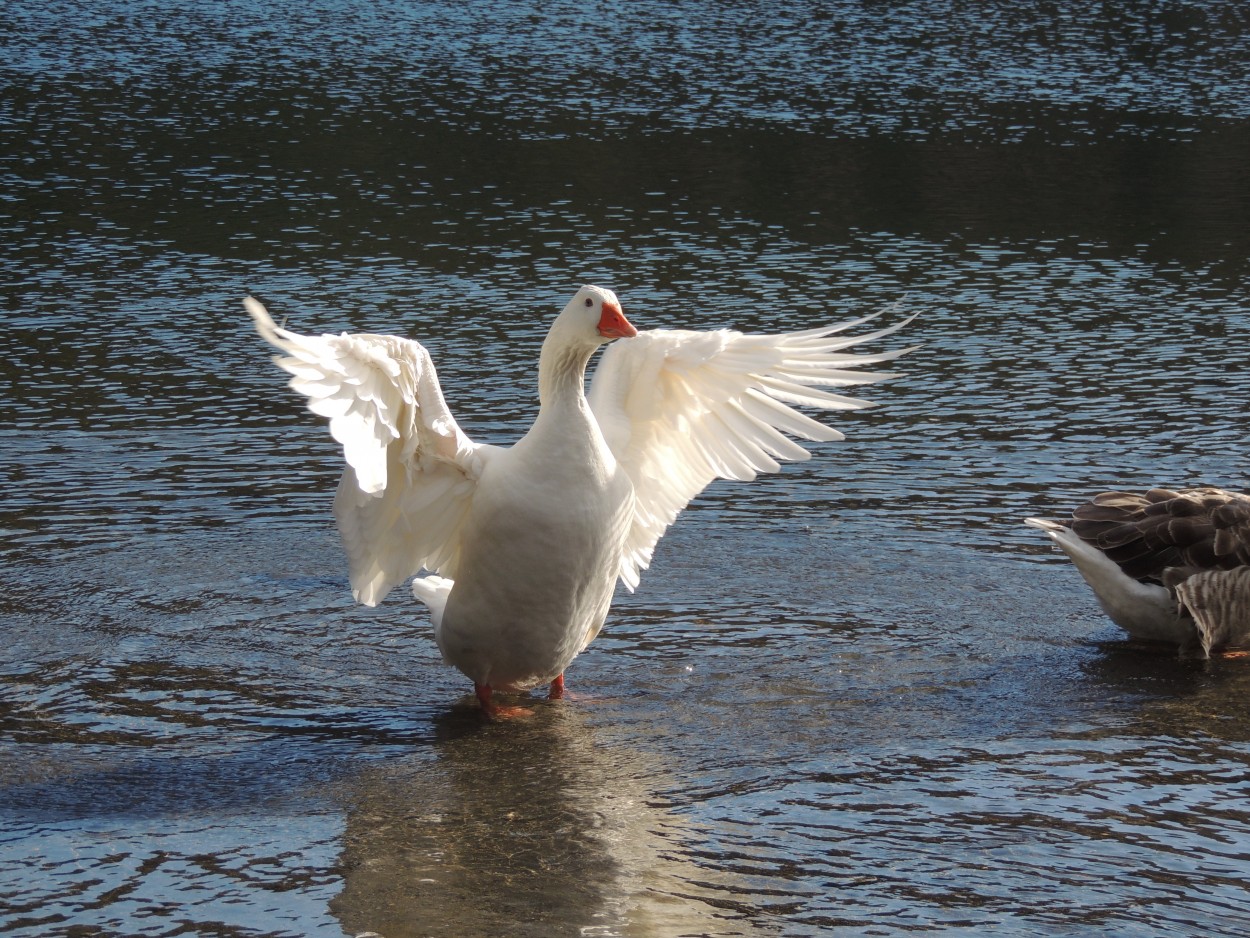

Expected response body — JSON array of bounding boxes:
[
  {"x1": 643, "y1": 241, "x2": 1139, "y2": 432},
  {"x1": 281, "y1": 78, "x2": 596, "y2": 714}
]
[
  {"x1": 246, "y1": 297, "x2": 492, "y2": 606},
  {"x1": 589, "y1": 313, "x2": 916, "y2": 591}
]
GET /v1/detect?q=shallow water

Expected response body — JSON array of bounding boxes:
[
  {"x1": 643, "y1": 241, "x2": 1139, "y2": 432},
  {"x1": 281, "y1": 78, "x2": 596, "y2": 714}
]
[{"x1": 4, "y1": 1, "x2": 1250, "y2": 935}]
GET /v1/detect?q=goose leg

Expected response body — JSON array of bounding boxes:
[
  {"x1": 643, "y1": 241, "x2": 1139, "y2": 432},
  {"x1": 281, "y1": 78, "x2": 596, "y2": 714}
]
[
  {"x1": 474, "y1": 682, "x2": 532, "y2": 718},
  {"x1": 548, "y1": 674, "x2": 565, "y2": 699}
]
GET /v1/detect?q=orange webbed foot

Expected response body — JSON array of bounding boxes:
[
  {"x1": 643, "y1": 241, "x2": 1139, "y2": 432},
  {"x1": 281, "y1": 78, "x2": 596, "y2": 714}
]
[{"x1": 474, "y1": 683, "x2": 534, "y2": 719}]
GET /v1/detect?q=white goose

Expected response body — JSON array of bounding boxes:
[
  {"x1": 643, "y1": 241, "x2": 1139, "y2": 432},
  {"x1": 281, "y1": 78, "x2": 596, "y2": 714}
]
[
  {"x1": 248, "y1": 286, "x2": 910, "y2": 714},
  {"x1": 1027, "y1": 488, "x2": 1250, "y2": 657}
]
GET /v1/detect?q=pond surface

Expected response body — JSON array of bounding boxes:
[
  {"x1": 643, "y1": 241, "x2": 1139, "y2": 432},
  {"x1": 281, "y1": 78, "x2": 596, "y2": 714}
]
[{"x1": 3, "y1": 1, "x2": 1250, "y2": 935}]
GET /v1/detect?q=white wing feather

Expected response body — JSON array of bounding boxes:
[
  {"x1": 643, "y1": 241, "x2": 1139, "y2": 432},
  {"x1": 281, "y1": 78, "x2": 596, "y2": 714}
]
[
  {"x1": 588, "y1": 311, "x2": 914, "y2": 591},
  {"x1": 246, "y1": 297, "x2": 492, "y2": 606}
]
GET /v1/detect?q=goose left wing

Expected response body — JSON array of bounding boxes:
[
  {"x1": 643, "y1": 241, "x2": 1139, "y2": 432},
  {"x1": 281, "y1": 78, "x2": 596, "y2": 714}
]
[
  {"x1": 587, "y1": 311, "x2": 914, "y2": 591},
  {"x1": 247, "y1": 297, "x2": 494, "y2": 606}
]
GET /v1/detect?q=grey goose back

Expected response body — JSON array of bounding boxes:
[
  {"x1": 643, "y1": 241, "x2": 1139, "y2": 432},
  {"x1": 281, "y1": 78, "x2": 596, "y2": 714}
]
[{"x1": 1027, "y1": 488, "x2": 1250, "y2": 656}]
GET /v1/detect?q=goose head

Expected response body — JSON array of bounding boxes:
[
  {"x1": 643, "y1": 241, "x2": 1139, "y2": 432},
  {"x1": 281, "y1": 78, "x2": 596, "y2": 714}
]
[
  {"x1": 549, "y1": 285, "x2": 637, "y2": 349},
  {"x1": 537, "y1": 285, "x2": 637, "y2": 404}
]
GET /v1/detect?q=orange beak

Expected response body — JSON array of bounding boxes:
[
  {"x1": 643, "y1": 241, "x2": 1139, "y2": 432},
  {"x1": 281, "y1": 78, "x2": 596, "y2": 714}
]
[{"x1": 597, "y1": 300, "x2": 637, "y2": 339}]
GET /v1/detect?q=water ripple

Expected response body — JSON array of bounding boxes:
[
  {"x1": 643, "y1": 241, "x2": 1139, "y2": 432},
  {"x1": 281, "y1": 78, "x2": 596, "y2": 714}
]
[{"x1": 4, "y1": 1, "x2": 1250, "y2": 934}]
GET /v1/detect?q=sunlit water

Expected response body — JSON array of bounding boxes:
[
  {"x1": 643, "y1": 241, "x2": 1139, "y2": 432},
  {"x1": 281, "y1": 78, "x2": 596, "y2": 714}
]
[{"x1": 3, "y1": 2, "x2": 1250, "y2": 936}]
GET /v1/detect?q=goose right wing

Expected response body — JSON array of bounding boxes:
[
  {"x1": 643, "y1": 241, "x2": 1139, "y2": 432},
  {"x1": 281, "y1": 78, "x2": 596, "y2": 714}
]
[{"x1": 247, "y1": 297, "x2": 495, "y2": 605}]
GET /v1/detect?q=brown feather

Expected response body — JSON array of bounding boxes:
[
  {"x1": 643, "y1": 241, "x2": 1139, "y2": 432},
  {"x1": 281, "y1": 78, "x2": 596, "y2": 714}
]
[
  {"x1": 1063, "y1": 487, "x2": 1250, "y2": 586},
  {"x1": 1071, "y1": 518, "x2": 1143, "y2": 548}
]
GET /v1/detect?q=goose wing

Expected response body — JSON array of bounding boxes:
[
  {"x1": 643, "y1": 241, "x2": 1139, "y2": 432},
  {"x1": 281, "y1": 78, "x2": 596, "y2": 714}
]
[
  {"x1": 247, "y1": 297, "x2": 495, "y2": 605},
  {"x1": 587, "y1": 311, "x2": 914, "y2": 590}
]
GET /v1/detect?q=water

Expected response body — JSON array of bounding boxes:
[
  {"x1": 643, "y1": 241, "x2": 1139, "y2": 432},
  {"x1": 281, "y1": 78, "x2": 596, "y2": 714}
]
[{"x1": 3, "y1": 1, "x2": 1250, "y2": 935}]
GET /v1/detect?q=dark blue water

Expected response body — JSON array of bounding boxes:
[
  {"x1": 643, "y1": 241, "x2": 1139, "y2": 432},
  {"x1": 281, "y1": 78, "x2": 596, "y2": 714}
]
[{"x1": 3, "y1": 2, "x2": 1250, "y2": 935}]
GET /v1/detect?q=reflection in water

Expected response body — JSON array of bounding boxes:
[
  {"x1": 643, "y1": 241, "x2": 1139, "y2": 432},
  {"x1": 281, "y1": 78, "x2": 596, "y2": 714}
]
[
  {"x1": 332, "y1": 704, "x2": 766, "y2": 938},
  {"x1": 1082, "y1": 648, "x2": 1250, "y2": 743},
  {"x1": 598, "y1": 543, "x2": 1250, "y2": 935}
]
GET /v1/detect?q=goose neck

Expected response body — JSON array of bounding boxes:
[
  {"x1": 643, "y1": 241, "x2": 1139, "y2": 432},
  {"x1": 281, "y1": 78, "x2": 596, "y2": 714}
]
[{"x1": 538, "y1": 339, "x2": 596, "y2": 407}]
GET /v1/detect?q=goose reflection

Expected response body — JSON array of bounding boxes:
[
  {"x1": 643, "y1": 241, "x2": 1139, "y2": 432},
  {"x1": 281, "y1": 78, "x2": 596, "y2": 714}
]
[
  {"x1": 1081, "y1": 650, "x2": 1250, "y2": 743},
  {"x1": 330, "y1": 702, "x2": 765, "y2": 938}
]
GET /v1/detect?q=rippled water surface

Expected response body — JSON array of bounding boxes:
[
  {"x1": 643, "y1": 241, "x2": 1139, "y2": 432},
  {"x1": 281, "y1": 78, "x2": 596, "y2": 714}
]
[{"x1": 4, "y1": 2, "x2": 1250, "y2": 935}]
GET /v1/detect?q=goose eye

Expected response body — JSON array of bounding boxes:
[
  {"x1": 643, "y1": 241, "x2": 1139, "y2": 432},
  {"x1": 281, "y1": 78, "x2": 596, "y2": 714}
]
[{"x1": 584, "y1": 298, "x2": 593, "y2": 307}]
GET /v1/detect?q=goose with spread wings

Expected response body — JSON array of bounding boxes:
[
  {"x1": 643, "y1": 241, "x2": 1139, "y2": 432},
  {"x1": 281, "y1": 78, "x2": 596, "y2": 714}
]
[
  {"x1": 248, "y1": 286, "x2": 911, "y2": 713},
  {"x1": 1027, "y1": 488, "x2": 1250, "y2": 657}
]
